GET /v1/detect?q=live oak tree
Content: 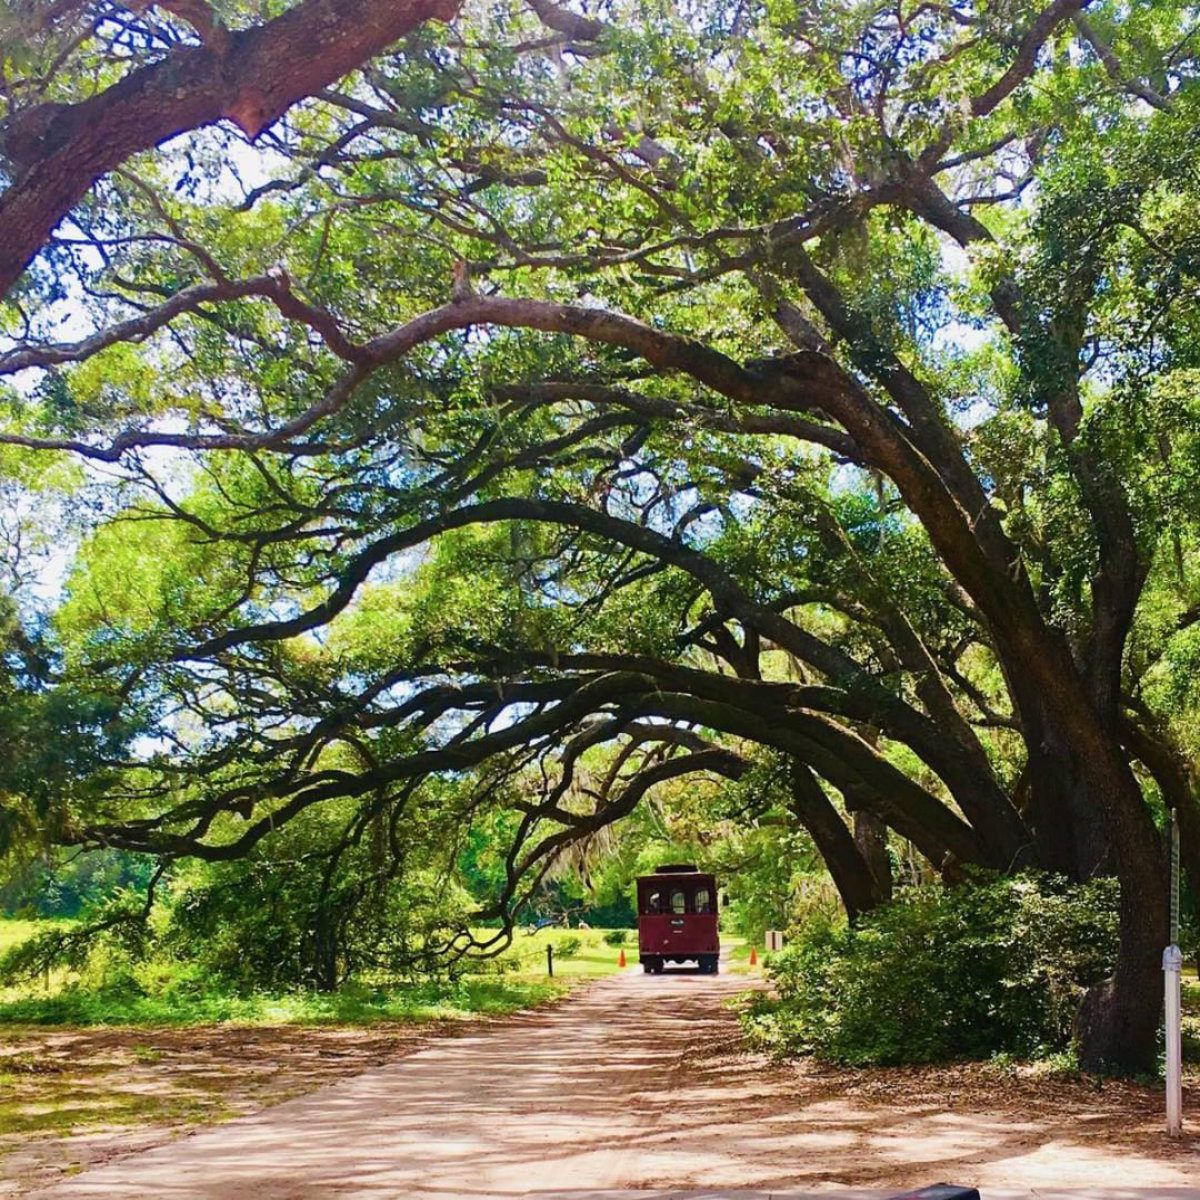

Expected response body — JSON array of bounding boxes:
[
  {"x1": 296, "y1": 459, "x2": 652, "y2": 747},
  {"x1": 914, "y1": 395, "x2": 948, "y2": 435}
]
[
  {"x1": 0, "y1": 0, "x2": 463, "y2": 296},
  {"x1": 3, "y1": 0, "x2": 1200, "y2": 1072}
]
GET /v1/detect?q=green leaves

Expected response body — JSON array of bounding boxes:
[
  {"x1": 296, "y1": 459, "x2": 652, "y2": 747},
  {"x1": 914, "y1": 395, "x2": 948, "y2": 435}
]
[
  {"x1": 748, "y1": 874, "x2": 1121, "y2": 1065},
  {"x1": 3, "y1": 0, "x2": 1200, "y2": 1030}
]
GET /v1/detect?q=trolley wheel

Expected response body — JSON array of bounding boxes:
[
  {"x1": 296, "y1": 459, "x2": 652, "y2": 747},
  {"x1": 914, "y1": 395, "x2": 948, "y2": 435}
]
[
  {"x1": 702, "y1": 955, "x2": 719, "y2": 974},
  {"x1": 643, "y1": 957, "x2": 662, "y2": 974}
]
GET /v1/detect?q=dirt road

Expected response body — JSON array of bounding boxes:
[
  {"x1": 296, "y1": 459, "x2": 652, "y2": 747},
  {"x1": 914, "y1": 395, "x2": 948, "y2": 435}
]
[{"x1": 24, "y1": 969, "x2": 1200, "y2": 1198}]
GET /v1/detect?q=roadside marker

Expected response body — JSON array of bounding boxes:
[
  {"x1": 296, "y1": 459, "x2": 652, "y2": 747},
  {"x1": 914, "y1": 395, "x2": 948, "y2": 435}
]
[
  {"x1": 618, "y1": 949, "x2": 627, "y2": 968},
  {"x1": 749, "y1": 946, "x2": 758, "y2": 967},
  {"x1": 1166, "y1": 811, "x2": 1183, "y2": 1138}
]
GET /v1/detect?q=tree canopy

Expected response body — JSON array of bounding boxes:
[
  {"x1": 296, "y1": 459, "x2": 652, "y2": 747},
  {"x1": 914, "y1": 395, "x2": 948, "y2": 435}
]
[{"x1": 2, "y1": 0, "x2": 1200, "y2": 1072}]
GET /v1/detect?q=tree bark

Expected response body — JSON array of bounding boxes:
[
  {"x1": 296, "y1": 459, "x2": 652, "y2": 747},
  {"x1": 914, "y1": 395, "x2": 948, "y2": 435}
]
[
  {"x1": 1123, "y1": 718, "x2": 1200, "y2": 896},
  {"x1": 788, "y1": 762, "x2": 885, "y2": 923},
  {"x1": 854, "y1": 811, "x2": 893, "y2": 907},
  {"x1": 0, "y1": 0, "x2": 460, "y2": 298}
]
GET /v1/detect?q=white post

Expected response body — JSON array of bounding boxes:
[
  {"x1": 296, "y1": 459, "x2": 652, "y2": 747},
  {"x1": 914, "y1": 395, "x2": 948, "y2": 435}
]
[
  {"x1": 1165, "y1": 944, "x2": 1183, "y2": 1138},
  {"x1": 1165, "y1": 813, "x2": 1183, "y2": 1138}
]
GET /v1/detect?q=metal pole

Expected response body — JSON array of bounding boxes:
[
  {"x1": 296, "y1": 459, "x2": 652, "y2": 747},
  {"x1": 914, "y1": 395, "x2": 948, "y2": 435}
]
[
  {"x1": 1171, "y1": 813, "x2": 1181, "y2": 946},
  {"x1": 1166, "y1": 943, "x2": 1183, "y2": 1137},
  {"x1": 1165, "y1": 812, "x2": 1182, "y2": 1138}
]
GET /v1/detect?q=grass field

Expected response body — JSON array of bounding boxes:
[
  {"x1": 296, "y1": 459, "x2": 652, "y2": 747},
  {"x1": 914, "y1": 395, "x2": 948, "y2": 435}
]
[
  {"x1": 0, "y1": 919, "x2": 636, "y2": 1027},
  {"x1": 0, "y1": 920, "x2": 46, "y2": 954},
  {"x1": 0, "y1": 918, "x2": 757, "y2": 1027},
  {"x1": 0, "y1": 919, "x2": 73, "y2": 1007},
  {"x1": 482, "y1": 925, "x2": 630, "y2": 978}
]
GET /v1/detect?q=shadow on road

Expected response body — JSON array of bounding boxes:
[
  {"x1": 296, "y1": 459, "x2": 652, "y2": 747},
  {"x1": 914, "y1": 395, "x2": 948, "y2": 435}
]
[{"x1": 25, "y1": 972, "x2": 1200, "y2": 1199}]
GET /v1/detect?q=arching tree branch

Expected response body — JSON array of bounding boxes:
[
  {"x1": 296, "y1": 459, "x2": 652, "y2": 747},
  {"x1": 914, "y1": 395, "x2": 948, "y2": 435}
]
[{"x1": 0, "y1": 0, "x2": 460, "y2": 298}]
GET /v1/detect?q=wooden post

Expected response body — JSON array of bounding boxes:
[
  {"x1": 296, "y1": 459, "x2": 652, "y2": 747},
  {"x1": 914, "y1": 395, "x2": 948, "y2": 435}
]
[{"x1": 546, "y1": 944, "x2": 554, "y2": 978}]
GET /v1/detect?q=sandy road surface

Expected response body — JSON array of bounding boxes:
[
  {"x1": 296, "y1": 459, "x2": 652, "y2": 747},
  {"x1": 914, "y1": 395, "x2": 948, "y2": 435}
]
[{"x1": 24, "y1": 968, "x2": 1200, "y2": 1199}]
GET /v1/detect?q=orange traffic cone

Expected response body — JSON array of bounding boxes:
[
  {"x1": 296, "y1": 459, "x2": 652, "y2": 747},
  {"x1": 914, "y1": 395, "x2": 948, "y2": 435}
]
[
  {"x1": 749, "y1": 945, "x2": 758, "y2": 967},
  {"x1": 618, "y1": 949, "x2": 627, "y2": 968}
]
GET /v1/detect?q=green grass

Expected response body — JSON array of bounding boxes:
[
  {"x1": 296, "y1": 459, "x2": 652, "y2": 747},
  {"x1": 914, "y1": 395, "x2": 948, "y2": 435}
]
[
  {"x1": 0, "y1": 917, "x2": 610, "y2": 1027},
  {"x1": 720, "y1": 935, "x2": 752, "y2": 971},
  {"x1": 0, "y1": 919, "x2": 51, "y2": 954},
  {"x1": 476, "y1": 927, "x2": 758, "y2": 976},
  {"x1": 0, "y1": 918, "x2": 74, "y2": 1006},
  {"x1": 478, "y1": 926, "x2": 632, "y2": 979},
  {"x1": 0, "y1": 974, "x2": 564, "y2": 1028},
  {"x1": 0, "y1": 1088, "x2": 213, "y2": 1138},
  {"x1": 0, "y1": 918, "x2": 756, "y2": 1028},
  {"x1": 477, "y1": 926, "x2": 755, "y2": 977}
]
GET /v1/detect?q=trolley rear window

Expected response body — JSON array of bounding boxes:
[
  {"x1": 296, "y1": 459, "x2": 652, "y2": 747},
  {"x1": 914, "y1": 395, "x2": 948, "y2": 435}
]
[{"x1": 637, "y1": 881, "x2": 715, "y2": 915}]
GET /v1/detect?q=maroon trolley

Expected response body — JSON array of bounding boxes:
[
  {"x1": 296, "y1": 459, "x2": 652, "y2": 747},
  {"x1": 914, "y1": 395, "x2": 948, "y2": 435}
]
[{"x1": 636, "y1": 864, "x2": 719, "y2": 974}]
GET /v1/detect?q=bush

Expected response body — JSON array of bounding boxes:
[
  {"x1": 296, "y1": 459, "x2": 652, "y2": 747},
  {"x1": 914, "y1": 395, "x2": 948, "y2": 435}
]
[
  {"x1": 602, "y1": 929, "x2": 627, "y2": 946},
  {"x1": 164, "y1": 826, "x2": 477, "y2": 991},
  {"x1": 743, "y1": 874, "x2": 1119, "y2": 1065},
  {"x1": 554, "y1": 935, "x2": 582, "y2": 958}
]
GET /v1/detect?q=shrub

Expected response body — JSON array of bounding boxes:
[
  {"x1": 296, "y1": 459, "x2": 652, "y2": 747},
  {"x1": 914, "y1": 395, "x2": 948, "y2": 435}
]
[
  {"x1": 554, "y1": 935, "x2": 582, "y2": 958},
  {"x1": 602, "y1": 929, "x2": 628, "y2": 946},
  {"x1": 743, "y1": 874, "x2": 1118, "y2": 1065}
]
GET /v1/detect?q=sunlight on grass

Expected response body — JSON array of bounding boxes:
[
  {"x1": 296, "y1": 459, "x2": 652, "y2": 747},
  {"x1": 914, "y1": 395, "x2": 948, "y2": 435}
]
[
  {"x1": 479, "y1": 926, "x2": 631, "y2": 979},
  {"x1": 0, "y1": 974, "x2": 566, "y2": 1028},
  {"x1": 0, "y1": 919, "x2": 75, "y2": 1006},
  {"x1": 721, "y1": 935, "x2": 752, "y2": 974},
  {"x1": 0, "y1": 918, "x2": 607, "y2": 1027},
  {"x1": 0, "y1": 919, "x2": 753, "y2": 1027},
  {"x1": 0, "y1": 921, "x2": 44, "y2": 954}
]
